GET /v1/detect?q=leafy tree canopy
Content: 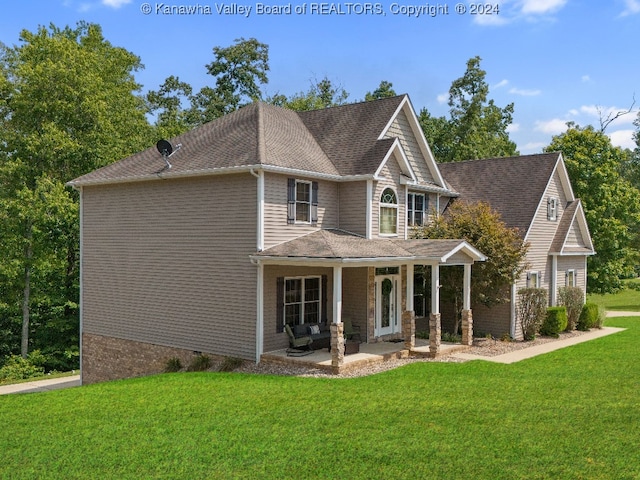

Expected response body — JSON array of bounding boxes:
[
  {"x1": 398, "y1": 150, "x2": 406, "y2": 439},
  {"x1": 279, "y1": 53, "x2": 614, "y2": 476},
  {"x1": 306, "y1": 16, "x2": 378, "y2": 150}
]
[
  {"x1": 545, "y1": 124, "x2": 640, "y2": 293},
  {"x1": 267, "y1": 76, "x2": 349, "y2": 111},
  {"x1": 419, "y1": 56, "x2": 518, "y2": 162},
  {"x1": 414, "y1": 201, "x2": 529, "y2": 332},
  {"x1": 364, "y1": 80, "x2": 397, "y2": 101}
]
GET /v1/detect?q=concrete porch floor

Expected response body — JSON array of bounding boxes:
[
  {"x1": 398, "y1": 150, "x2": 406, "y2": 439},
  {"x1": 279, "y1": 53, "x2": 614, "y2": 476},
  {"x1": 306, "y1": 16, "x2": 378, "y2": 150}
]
[{"x1": 261, "y1": 339, "x2": 470, "y2": 374}]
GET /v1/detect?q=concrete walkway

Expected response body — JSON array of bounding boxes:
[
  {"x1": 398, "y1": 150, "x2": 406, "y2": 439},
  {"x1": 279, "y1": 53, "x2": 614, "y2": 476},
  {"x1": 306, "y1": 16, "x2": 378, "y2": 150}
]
[
  {"x1": 0, "y1": 375, "x2": 81, "y2": 396},
  {"x1": 452, "y1": 326, "x2": 625, "y2": 364}
]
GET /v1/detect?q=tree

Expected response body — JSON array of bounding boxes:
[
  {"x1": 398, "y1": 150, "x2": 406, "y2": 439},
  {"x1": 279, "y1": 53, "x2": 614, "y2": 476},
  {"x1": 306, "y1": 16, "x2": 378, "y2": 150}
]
[
  {"x1": 0, "y1": 22, "x2": 152, "y2": 362},
  {"x1": 545, "y1": 125, "x2": 640, "y2": 293},
  {"x1": 145, "y1": 75, "x2": 194, "y2": 138},
  {"x1": 414, "y1": 201, "x2": 529, "y2": 333},
  {"x1": 419, "y1": 56, "x2": 518, "y2": 162},
  {"x1": 365, "y1": 80, "x2": 397, "y2": 101},
  {"x1": 267, "y1": 76, "x2": 349, "y2": 112},
  {"x1": 188, "y1": 37, "x2": 269, "y2": 124}
]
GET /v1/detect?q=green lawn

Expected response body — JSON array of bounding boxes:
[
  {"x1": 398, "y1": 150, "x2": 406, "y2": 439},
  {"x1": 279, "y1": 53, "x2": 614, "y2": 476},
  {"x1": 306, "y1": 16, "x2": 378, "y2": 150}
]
[
  {"x1": 1, "y1": 316, "x2": 639, "y2": 479},
  {"x1": 588, "y1": 279, "x2": 640, "y2": 311}
]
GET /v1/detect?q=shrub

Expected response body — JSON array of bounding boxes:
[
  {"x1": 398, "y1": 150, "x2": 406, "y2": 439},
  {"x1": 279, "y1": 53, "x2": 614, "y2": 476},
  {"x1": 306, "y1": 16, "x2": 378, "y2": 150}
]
[
  {"x1": 218, "y1": 357, "x2": 244, "y2": 372},
  {"x1": 577, "y1": 303, "x2": 599, "y2": 331},
  {"x1": 164, "y1": 357, "x2": 183, "y2": 373},
  {"x1": 517, "y1": 288, "x2": 548, "y2": 340},
  {"x1": 540, "y1": 307, "x2": 568, "y2": 338},
  {"x1": 0, "y1": 354, "x2": 45, "y2": 382},
  {"x1": 558, "y1": 286, "x2": 584, "y2": 331},
  {"x1": 187, "y1": 354, "x2": 211, "y2": 372}
]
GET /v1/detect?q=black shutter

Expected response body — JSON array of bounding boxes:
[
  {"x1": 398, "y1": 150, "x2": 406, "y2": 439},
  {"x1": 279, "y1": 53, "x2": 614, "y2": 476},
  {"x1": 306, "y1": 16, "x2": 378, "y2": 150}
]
[
  {"x1": 311, "y1": 181, "x2": 319, "y2": 224},
  {"x1": 276, "y1": 277, "x2": 285, "y2": 333},
  {"x1": 321, "y1": 275, "x2": 328, "y2": 324},
  {"x1": 287, "y1": 178, "x2": 295, "y2": 224}
]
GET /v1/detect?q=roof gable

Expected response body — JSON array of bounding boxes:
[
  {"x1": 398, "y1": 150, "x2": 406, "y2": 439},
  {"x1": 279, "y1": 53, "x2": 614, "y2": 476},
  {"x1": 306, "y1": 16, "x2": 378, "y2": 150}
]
[
  {"x1": 439, "y1": 152, "x2": 563, "y2": 236},
  {"x1": 550, "y1": 200, "x2": 595, "y2": 255}
]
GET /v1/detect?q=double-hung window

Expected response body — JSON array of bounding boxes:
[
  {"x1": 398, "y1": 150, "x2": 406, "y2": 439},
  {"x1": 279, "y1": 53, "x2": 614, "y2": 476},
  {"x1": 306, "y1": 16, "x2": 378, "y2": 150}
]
[
  {"x1": 379, "y1": 188, "x2": 398, "y2": 235},
  {"x1": 566, "y1": 269, "x2": 576, "y2": 287},
  {"x1": 547, "y1": 197, "x2": 558, "y2": 221},
  {"x1": 287, "y1": 178, "x2": 318, "y2": 224},
  {"x1": 408, "y1": 193, "x2": 427, "y2": 226},
  {"x1": 527, "y1": 271, "x2": 541, "y2": 288},
  {"x1": 284, "y1": 277, "x2": 321, "y2": 326}
]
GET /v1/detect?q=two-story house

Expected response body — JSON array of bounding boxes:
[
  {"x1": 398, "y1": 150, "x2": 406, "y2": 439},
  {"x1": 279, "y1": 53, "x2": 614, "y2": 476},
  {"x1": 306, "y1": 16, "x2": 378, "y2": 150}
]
[{"x1": 68, "y1": 94, "x2": 593, "y2": 384}]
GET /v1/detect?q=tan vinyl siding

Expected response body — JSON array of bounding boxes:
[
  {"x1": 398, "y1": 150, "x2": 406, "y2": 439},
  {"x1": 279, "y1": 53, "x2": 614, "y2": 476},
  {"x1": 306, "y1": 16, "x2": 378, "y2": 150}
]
[
  {"x1": 557, "y1": 256, "x2": 587, "y2": 292},
  {"x1": 263, "y1": 172, "x2": 339, "y2": 249},
  {"x1": 338, "y1": 181, "x2": 367, "y2": 236},
  {"x1": 373, "y1": 155, "x2": 405, "y2": 239},
  {"x1": 565, "y1": 222, "x2": 586, "y2": 247},
  {"x1": 82, "y1": 174, "x2": 258, "y2": 360},
  {"x1": 262, "y1": 265, "x2": 334, "y2": 352},
  {"x1": 523, "y1": 168, "x2": 568, "y2": 293},
  {"x1": 384, "y1": 109, "x2": 435, "y2": 184}
]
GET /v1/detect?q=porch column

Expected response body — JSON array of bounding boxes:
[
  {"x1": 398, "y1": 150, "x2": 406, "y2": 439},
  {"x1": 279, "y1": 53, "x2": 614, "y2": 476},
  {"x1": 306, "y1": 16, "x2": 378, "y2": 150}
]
[
  {"x1": 404, "y1": 264, "x2": 415, "y2": 349},
  {"x1": 331, "y1": 265, "x2": 344, "y2": 370},
  {"x1": 461, "y1": 263, "x2": 473, "y2": 346},
  {"x1": 429, "y1": 263, "x2": 441, "y2": 356}
]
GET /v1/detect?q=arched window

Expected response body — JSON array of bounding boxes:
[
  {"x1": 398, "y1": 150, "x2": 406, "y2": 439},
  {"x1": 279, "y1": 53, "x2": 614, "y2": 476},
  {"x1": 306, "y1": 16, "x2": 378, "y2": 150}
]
[{"x1": 379, "y1": 188, "x2": 398, "y2": 235}]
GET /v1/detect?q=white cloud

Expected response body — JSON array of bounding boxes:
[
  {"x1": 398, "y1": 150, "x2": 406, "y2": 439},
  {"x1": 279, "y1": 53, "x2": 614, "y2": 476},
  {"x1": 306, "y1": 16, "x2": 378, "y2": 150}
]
[
  {"x1": 522, "y1": 0, "x2": 567, "y2": 15},
  {"x1": 620, "y1": 0, "x2": 640, "y2": 16},
  {"x1": 509, "y1": 87, "x2": 542, "y2": 96},
  {"x1": 581, "y1": 75, "x2": 591, "y2": 83},
  {"x1": 520, "y1": 0, "x2": 567, "y2": 14},
  {"x1": 609, "y1": 129, "x2": 636, "y2": 150},
  {"x1": 436, "y1": 93, "x2": 448, "y2": 104},
  {"x1": 506, "y1": 123, "x2": 520, "y2": 133},
  {"x1": 493, "y1": 79, "x2": 509, "y2": 89},
  {"x1": 580, "y1": 104, "x2": 638, "y2": 127},
  {"x1": 102, "y1": 0, "x2": 131, "y2": 7},
  {"x1": 520, "y1": 141, "x2": 548, "y2": 154},
  {"x1": 535, "y1": 118, "x2": 570, "y2": 135}
]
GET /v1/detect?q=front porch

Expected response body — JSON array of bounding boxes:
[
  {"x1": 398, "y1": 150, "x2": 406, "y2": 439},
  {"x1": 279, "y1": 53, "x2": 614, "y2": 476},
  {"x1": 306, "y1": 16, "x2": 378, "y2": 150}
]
[{"x1": 261, "y1": 338, "x2": 471, "y2": 374}]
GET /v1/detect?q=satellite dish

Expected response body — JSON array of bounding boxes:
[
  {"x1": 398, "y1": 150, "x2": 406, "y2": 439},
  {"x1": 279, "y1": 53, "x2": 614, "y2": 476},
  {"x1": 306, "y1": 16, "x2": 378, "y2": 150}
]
[{"x1": 156, "y1": 139, "x2": 173, "y2": 157}]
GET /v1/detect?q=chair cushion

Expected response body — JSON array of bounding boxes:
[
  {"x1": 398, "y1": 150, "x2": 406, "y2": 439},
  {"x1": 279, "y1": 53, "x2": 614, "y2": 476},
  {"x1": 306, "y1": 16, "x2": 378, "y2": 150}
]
[{"x1": 293, "y1": 324, "x2": 307, "y2": 337}]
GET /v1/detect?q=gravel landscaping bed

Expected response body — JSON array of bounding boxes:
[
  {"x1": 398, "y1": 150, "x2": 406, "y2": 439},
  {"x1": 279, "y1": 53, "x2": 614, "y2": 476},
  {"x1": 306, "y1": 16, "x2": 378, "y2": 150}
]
[{"x1": 231, "y1": 330, "x2": 592, "y2": 379}]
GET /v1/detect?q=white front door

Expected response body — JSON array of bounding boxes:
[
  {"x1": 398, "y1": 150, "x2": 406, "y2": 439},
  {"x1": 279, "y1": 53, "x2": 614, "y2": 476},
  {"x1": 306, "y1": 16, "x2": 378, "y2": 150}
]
[{"x1": 375, "y1": 275, "x2": 400, "y2": 337}]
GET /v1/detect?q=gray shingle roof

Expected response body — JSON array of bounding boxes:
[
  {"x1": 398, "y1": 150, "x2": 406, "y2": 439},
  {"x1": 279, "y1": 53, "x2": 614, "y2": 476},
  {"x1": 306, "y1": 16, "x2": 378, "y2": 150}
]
[
  {"x1": 255, "y1": 229, "x2": 485, "y2": 263},
  {"x1": 69, "y1": 95, "x2": 409, "y2": 186},
  {"x1": 438, "y1": 153, "x2": 561, "y2": 236}
]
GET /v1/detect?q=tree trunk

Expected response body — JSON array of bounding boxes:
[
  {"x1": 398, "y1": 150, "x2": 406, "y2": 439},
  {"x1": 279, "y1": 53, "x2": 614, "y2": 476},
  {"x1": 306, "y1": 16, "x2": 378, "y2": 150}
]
[{"x1": 21, "y1": 222, "x2": 33, "y2": 358}]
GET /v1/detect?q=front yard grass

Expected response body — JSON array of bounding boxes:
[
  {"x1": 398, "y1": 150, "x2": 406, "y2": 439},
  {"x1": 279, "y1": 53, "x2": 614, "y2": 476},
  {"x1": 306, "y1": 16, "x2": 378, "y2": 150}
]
[
  {"x1": 2, "y1": 315, "x2": 639, "y2": 479},
  {"x1": 587, "y1": 278, "x2": 640, "y2": 311}
]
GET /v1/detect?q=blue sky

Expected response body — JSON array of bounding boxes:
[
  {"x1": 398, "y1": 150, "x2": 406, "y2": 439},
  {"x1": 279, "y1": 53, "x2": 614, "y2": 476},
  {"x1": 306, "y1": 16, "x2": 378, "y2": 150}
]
[{"x1": 2, "y1": 0, "x2": 639, "y2": 154}]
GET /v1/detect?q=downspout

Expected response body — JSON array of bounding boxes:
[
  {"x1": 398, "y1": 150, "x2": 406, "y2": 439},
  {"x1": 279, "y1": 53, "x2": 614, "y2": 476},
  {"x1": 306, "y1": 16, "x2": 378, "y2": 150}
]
[
  {"x1": 366, "y1": 180, "x2": 373, "y2": 239},
  {"x1": 250, "y1": 168, "x2": 265, "y2": 363},
  {"x1": 550, "y1": 255, "x2": 557, "y2": 306},
  {"x1": 74, "y1": 185, "x2": 84, "y2": 385}
]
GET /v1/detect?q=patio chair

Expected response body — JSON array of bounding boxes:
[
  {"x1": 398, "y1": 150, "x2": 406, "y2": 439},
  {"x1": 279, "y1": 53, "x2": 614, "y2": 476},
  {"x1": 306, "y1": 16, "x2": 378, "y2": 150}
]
[
  {"x1": 343, "y1": 317, "x2": 362, "y2": 342},
  {"x1": 285, "y1": 324, "x2": 313, "y2": 356}
]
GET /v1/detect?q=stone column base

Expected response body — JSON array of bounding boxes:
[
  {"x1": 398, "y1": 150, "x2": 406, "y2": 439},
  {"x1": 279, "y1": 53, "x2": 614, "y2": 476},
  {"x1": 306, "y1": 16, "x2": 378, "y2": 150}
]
[
  {"x1": 402, "y1": 310, "x2": 415, "y2": 349},
  {"x1": 461, "y1": 309, "x2": 473, "y2": 346},
  {"x1": 429, "y1": 313, "x2": 441, "y2": 356},
  {"x1": 330, "y1": 323, "x2": 344, "y2": 370}
]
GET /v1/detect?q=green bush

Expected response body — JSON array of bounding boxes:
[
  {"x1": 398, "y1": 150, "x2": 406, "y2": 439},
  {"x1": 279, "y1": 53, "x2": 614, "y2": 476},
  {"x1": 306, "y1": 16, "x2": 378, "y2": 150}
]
[
  {"x1": 187, "y1": 354, "x2": 211, "y2": 372},
  {"x1": 218, "y1": 357, "x2": 244, "y2": 372},
  {"x1": 540, "y1": 307, "x2": 568, "y2": 338},
  {"x1": 0, "y1": 354, "x2": 46, "y2": 382},
  {"x1": 517, "y1": 288, "x2": 548, "y2": 340},
  {"x1": 558, "y1": 286, "x2": 584, "y2": 331},
  {"x1": 577, "y1": 303, "x2": 601, "y2": 330},
  {"x1": 164, "y1": 357, "x2": 183, "y2": 373}
]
